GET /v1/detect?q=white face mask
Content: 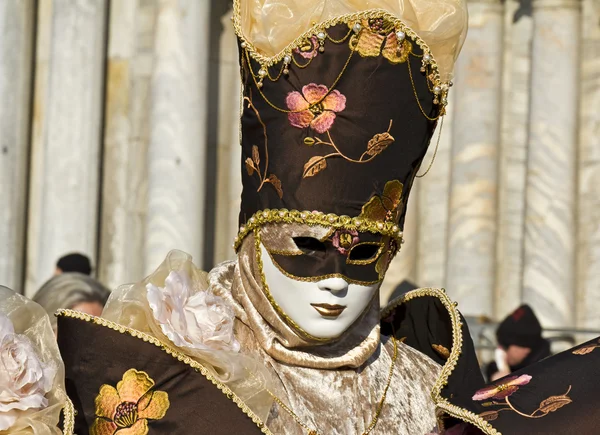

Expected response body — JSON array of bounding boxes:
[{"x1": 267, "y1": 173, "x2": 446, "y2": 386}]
[{"x1": 259, "y1": 244, "x2": 380, "y2": 339}]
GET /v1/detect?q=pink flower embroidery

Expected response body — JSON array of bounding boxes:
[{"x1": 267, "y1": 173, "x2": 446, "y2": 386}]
[
  {"x1": 294, "y1": 36, "x2": 319, "y2": 59},
  {"x1": 472, "y1": 374, "x2": 532, "y2": 401},
  {"x1": 286, "y1": 84, "x2": 346, "y2": 133},
  {"x1": 331, "y1": 229, "x2": 359, "y2": 255}
]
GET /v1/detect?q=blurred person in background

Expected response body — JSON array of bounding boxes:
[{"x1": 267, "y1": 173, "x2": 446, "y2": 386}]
[
  {"x1": 486, "y1": 304, "x2": 551, "y2": 381},
  {"x1": 33, "y1": 272, "x2": 110, "y2": 332},
  {"x1": 55, "y1": 252, "x2": 93, "y2": 275}
]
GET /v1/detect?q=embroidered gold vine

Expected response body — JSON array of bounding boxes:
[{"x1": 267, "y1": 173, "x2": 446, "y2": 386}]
[
  {"x1": 302, "y1": 120, "x2": 395, "y2": 178},
  {"x1": 55, "y1": 310, "x2": 275, "y2": 435},
  {"x1": 475, "y1": 381, "x2": 572, "y2": 422},
  {"x1": 243, "y1": 95, "x2": 283, "y2": 198}
]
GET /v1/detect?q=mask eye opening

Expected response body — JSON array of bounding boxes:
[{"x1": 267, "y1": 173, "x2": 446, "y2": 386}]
[
  {"x1": 292, "y1": 236, "x2": 327, "y2": 256},
  {"x1": 346, "y1": 242, "x2": 384, "y2": 265}
]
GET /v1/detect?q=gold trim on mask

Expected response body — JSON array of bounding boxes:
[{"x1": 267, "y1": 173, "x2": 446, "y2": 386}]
[
  {"x1": 254, "y1": 229, "x2": 332, "y2": 343},
  {"x1": 235, "y1": 209, "x2": 403, "y2": 251},
  {"x1": 55, "y1": 309, "x2": 275, "y2": 435},
  {"x1": 346, "y1": 241, "x2": 385, "y2": 266},
  {"x1": 381, "y1": 289, "x2": 500, "y2": 434}
]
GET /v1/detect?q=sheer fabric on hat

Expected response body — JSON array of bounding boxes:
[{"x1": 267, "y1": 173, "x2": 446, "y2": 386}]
[{"x1": 238, "y1": 0, "x2": 468, "y2": 80}]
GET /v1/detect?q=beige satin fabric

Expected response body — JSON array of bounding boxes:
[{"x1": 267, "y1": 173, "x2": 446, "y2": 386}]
[
  {"x1": 238, "y1": 0, "x2": 468, "y2": 80},
  {"x1": 209, "y1": 233, "x2": 441, "y2": 433},
  {"x1": 215, "y1": 231, "x2": 381, "y2": 370}
]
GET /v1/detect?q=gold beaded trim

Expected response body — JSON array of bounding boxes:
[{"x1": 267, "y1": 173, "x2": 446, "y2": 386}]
[
  {"x1": 381, "y1": 288, "x2": 499, "y2": 435},
  {"x1": 62, "y1": 396, "x2": 75, "y2": 435},
  {"x1": 234, "y1": 209, "x2": 403, "y2": 251},
  {"x1": 55, "y1": 309, "x2": 275, "y2": 435},
  {"x1": 232, "y1": 3, "x2": 448, "y2": 92}
]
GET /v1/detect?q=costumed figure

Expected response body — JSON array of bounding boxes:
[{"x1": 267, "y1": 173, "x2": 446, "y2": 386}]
[{"x1": 54, "y1": 1, "x2": 600, "y2": 434}]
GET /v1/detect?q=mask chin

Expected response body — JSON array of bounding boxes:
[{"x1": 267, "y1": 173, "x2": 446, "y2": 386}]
[{"x1": 258, "y1": 243, "x2": 380, "y2": 340}]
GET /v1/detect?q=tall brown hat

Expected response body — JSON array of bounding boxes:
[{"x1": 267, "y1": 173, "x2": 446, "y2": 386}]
[{"x1": 233, "y1": 4, "x2": 466, "y2": 265}]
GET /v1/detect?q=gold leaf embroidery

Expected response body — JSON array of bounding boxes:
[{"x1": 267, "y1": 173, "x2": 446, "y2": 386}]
[
  {"x1": 432, "y1": 344, "x2": 450, "y2": 360},
  {"x1": 303, "y1": 156, "x2": 327, "y2": 178},
  {"x1": 252, "y1": 145, "x2": 260, "y2": 165},
  {"x1": 268, "y1": 174, "x2": 283, "y2": 198},
  {"x1": 245, "y1": 158, "x2": 255, "y2": 175},
  {"x1": 538, "y1": 394, "x2": 573, "y2": 414},
  {"x1": 572, "y1": 339, "x2": 600, "y2": 355},
  {"x1": 479, "y1": 411, "x2": 499, "y2": 422},
  {"x1": 359, "y1": 180, "x2": 403, "y2": 222},
  {"x1": 366, "y1": 132, "x2": 394, "y2": 156}
]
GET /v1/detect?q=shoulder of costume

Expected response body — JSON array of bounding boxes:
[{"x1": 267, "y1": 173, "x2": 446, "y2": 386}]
[
  {"x1": 380, "y1": 288, "x2": 487, "y2": 432},
  {"x1": 56, "y1": 310, "x2": 271, "y2": 435},
  {"x1": 382, "y1": 290, "x2": 600, "y2": 434}
]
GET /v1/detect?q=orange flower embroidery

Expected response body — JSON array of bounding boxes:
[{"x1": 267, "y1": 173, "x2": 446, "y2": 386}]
[
  {"x1": 359, "y1": 180, "x2": 403, "y2": 223},
  {"x1": 91, "y1": 369, "x2": 170, "y2": 435},
  {"x1": 350, "y1": 18, "x2": 411, "y2": 64}
]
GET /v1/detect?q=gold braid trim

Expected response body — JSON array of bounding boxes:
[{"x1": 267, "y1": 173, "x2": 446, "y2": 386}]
[
  {"x1": 234, "y1": 209, "x2": 403, "y2": 251},
  {"x1": 62, "y1": 396, "x2": 75, "y2": 435},
  {"x1": 381, "y1": 288, "x2": 500, "y2": 435},
  {"x1": 231, "y1": 3, "x2": 446, "y2": 90},
  {"x1": 55, "y1": 309, "x2": 274, "y2": 435}
]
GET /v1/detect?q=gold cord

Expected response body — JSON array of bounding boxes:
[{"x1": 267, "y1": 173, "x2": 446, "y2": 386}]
[
  {"x1": 264, "y1": 337, "x2": 398, "y2": 435},
  {"x1": 245, "y1": 34, "x2": 357, "y2": 114},
  {"x1": 416, "y1": 116, "x2": 444, "y2": 178},
  {"x1": 406, "y1": 58, "x2": 441, "y2": 122}
]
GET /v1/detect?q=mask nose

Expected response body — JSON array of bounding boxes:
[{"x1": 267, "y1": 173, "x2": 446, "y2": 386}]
[{"x1": 317, "y1": 277, "x2": 349, "y2": 295}]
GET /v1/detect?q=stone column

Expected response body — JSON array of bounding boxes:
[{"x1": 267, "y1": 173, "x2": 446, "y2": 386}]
[
  {"x1": 415, "y1": 102, "x2": 454, "y2": 289},
  {"x1": 145, "y1": 0, "x2": 210, "y2": 272},
  {"x1": 0, "y1": 1, "x2": 34, "y2": 293},
  {"x1": 495, "y1": 0, "x2": 534, "y2": 318},
  {"x1": 214, "y1": 9, "x2": 243, "y2": 265},
  {"x1": 26, "y1": 0, "x2": 107, "y2": 296},
  {"x1": 576, "y1": 0, "x2": 600, "y2": 329},
  {"x1": 522, "y1": 0, "x2": 581, "y2": 327},
  {"x1": 98, "y1": 0, "x2": 157, "y2": 290},
  {"x1": 446, "y1": 0, "x2": 504, "y2": 316}
]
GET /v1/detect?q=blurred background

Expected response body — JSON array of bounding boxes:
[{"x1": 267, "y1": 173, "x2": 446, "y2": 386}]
[{"x1": 0, "y1": 0, "x2": 599, "y2": 345}]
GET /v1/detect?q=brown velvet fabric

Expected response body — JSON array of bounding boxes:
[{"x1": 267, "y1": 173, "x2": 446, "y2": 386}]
[
  {"x1": 445, "y1": 336, "x2": 600, "y2": 434},
  {"x1": 57, "y1": 316, "x2": 264, "y2": 435},
  {"x1": 239, "y1": 19, "x2": 439, "y2": 231}
]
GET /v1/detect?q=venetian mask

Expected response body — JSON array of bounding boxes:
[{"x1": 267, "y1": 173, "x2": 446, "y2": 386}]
[{"x1": 255, "y1": 219, "x2": 399, "y2": 339}]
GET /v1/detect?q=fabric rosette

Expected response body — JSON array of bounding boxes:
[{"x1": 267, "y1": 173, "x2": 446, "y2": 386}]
[
  {"x1": 101, "y1": 250, "x2": 277, "y2": 421},
  {"x1": 0, "y1": 286, "x2": 70, "y2": 434}
]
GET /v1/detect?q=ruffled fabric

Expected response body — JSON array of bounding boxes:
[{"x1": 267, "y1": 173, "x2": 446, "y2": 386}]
[
  {"x1": 0, "y1": 286, "x2": 67, "y2": 435},
  {"x1": 238, "y1": 0, "x2": 468, "y2": 79},
  {"x1": 101, "y1": 250, "x2": 277, "y2": 422}
]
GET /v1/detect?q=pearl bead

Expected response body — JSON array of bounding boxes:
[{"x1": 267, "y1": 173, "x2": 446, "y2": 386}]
[
  {"x1": 377, "y1": 223, "x2": 384, "y2": 229},
  {"x1": 353, "y1": 23, "x2": 362, "y2": 33},
  {"x1": 396, "y1": 31, "x2": 405, "y2": 40},
  {"x1": 317, "y1": 31, "x2": 326, "y2": 40},
  {"x1": 283, "y1": 55, "x2": 291, "y2": 64},
  {"x1": 240, "y1": 226, "x2": 246, "y2": 232},
  {"x1": 433, "y1": 85, "x2": 441, "y2": 94},
  {"x1": 423, "y1": 53, "x2": 431, "y2": 62},
  {"x1": 258, "y1": 68, "x2": 266, "y2": 77},
  {"x1": 240, "y1": 42, "x2": 247, "y2": 49}
]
